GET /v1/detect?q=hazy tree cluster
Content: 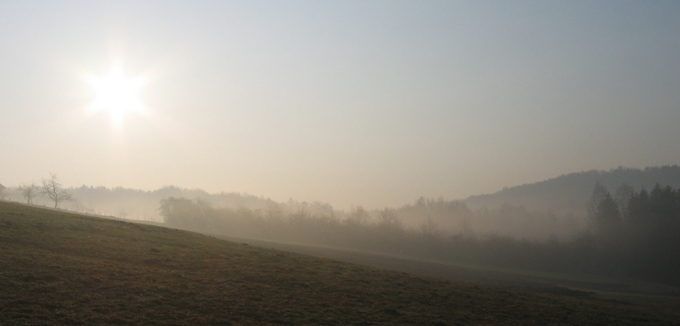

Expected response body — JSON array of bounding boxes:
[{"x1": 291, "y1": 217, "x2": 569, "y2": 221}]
[
  {"x1": 159, "y1": 183, "x2": 680, "y2": 286},
  {"x1": 439, "y1": 183, "x2": 680, "y2": 285},
  {"x1": 40, "y1": 173, "x2": 72, "y2": 208},
  {"x1": 6, "y1": 173, "x2": 73, "y2": 208},
  {"x1": 585, "y1": 183, "x2": 680, "y2": 283},
  {"x1": 397, "y1": 197, "x2": 580, "y2": 240},
  {"x1": 466, "y1": 165, "x2": 680, "y2": 216},
  {"x1": 18, "y1": 183, "x2": 39, "y2": 204},
  {"x1": 160, "y1": 197, "x2": 434, "y2": 255},
  {"x1": 158, "y1": 196, "x2": 589, "y2": 277},
  {"x1": 7, "y1": 168, "x2": 678, "y2": 284},
  {"x1": 2, "y1": 184, "x2": 279, "y2": 222}
]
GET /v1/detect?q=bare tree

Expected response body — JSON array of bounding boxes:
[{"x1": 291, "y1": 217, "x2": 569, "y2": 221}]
[
  {"x1": 0, "y1": 184, "x2": 7, "y2": 200},
  {"x1": 41, "y1": 173, "x2": 72, "y2": 208},
  {"x1": 19, "y1": 183, "x2": 39, "y2": 204}
]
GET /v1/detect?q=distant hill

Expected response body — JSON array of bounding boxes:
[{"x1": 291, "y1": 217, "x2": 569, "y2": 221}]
[
  {"x1": 465, "y1": 166, "x2": 680, "y2": 216},
  {"x1": 2, "y1": 201, "x2": 678, "y2": 325}
]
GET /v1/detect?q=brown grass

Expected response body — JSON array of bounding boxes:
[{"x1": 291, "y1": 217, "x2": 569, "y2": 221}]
[{"x1": 1, "y1": 201, "x2": 678, "y2": 325}]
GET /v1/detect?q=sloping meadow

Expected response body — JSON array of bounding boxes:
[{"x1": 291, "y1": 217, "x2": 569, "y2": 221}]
[{"x1": 0, "y1": 201, "x2": 677, "y2": 325}]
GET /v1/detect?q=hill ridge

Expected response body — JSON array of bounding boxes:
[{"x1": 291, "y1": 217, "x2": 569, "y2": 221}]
[{"x1": 465, "y1": 165, "x2": 680, "y2": 215}]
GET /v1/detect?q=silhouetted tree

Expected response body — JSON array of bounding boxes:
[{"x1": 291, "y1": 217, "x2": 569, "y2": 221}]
[
  {"x1": 19, "y1": 183, "x2": 39, "y2": 204},
  {"x1": 615, "y1": 183, "x2": 634, "y2": 221},
  {"x1": 41, "y1": 173, "x2": 72, "y2": 208},
  {"x1": 619, "y1": 184, "x2": 680, "y2": 283},
  {"x1": 649, "y1": 184, "x2": 678, "y2": 228},
  {"x1": 588, "y1": 183, "x2": 621, "y2": 235}
]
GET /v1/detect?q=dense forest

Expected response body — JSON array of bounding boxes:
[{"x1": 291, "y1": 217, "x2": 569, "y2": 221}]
[{"x1": 585, "y1": 183, "x2": 680, "y2": 283}]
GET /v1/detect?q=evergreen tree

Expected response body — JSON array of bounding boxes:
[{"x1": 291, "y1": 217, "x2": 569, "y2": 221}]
[{"x1": 588, "y1": 183, "x2": 621, "y2": 235}]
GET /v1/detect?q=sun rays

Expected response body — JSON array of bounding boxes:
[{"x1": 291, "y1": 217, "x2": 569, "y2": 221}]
[{"x1": 87, "y1": 65, "x2": 147, "y2": 127}]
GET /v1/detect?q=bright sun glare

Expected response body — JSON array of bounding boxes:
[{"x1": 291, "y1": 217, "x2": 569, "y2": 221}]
[{"x1": 87, "y1": 65, "x2": 147, "y2": 126}]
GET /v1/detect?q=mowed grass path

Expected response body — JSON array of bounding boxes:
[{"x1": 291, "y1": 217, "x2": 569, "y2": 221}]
[{"x1": 0, "y1": 201, "x2": 677, "y2": 325}]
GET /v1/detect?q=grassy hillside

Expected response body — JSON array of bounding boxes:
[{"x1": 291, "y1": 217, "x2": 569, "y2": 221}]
[{"x1": 1, "y1": 201, "x2": 678, "y2": 325}]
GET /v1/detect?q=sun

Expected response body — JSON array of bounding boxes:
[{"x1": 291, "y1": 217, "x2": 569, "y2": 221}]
[{"x1": 87, "y1": 65, "x2": 147, "y2": 126}]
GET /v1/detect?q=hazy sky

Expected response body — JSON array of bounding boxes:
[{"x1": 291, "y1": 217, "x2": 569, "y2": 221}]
[{"x1": 1, "y1": 1, "x2": 679, "y2": 209}]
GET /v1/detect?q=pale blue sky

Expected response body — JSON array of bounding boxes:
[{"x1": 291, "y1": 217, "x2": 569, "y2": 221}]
[{"x1": 1, "y1": 1, "x2": 679, "y2": 209}]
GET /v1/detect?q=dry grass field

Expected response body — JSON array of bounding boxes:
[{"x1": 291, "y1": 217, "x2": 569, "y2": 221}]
[{"x1": 1, "y1": 201, "x2": 679, "y2": 325}]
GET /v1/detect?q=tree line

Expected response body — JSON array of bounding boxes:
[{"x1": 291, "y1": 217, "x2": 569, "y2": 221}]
[
  {"x1": 9, "y1": 173, "x2": 73, "y2": 208},
  {"x1": 466, "y1": 165, "x2": 680, "y2": 216},
  {"x1": 159, "y1": 183, "x2": 680, "y2": 286},
  {"x1": 587, "y1": 183, "x2": 680, "y2": 283}
]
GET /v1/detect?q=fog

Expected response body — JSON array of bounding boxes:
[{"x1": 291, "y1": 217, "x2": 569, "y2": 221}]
[
  {"x1": 4, "y1": 166, "x2": 678, "y2": 239},
  {"x1": 2, "y1": 181, "x2": 581, "y2": 240},
  {"x1": 2, "y1": 2, "x2": 680, "y2": 210},
  {"x1": 3, "y1": 166, "x2": 680, "y2": 285},
  {"x1": 2, "y1": 2, "x2": 680, "y2": 287}
]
